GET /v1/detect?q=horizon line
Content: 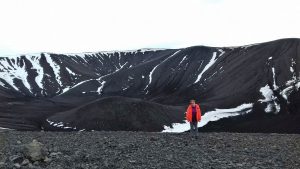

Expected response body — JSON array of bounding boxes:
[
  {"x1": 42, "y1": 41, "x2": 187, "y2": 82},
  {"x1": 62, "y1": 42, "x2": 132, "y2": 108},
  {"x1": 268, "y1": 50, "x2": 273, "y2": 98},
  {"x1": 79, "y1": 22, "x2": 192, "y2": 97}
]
[{"x1": 0, "y1": 37, "x2": 299, "y2": 57}]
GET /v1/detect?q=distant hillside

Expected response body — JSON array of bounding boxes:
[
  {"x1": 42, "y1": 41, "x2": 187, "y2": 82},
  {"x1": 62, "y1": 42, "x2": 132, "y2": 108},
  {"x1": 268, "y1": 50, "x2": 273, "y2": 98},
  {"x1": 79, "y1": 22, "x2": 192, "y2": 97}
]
[{"x1": 0, "y1": 38, "x2": 299, "y2": 133}]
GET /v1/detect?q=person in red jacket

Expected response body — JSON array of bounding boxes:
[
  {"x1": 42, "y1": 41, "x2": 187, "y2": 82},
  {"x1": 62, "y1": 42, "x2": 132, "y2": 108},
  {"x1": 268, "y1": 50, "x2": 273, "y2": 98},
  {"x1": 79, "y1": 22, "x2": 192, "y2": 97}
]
[{"x1": 186, "y1": 99, "x2": 202, "y2": 134}]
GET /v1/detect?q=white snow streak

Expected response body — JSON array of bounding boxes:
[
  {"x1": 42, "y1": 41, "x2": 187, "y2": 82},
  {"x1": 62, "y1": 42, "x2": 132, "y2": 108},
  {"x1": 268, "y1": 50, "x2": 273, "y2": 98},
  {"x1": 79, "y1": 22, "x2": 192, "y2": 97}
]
[
  {"x1": 66, "y1": 67, "x2": 76, "y2": 76},
  {"x1": 296, "y1": 82, "x2": 300, "y2": 89},
  {"x1": 178, "y1": 55, "x2": 187, "y2": 65},
  {"x1": 279, "y1": 58, "x2": 299, "y2": 102},
  {"x1": 61, "y1": 79, "x2": 93, "y2": 94},
  {"x1": 0, "y1": 81, "x2": 6, "y2": 87},
  {"x1": 144, "y1": 50, "x2": 181, "y2": 93},
  {"x1": 0, "y1": 127, "x2": 13, "y2": 130},
  {"x1": 116, "y1": 62, "x2": 128, "y2": 71},
  {"x1": 144, "y1": 64, "x2": 159, "y2": 93},
  {"x1": 97, "y1": 81, "x2": 106, "y2": 94},
  {"x1": 26, "y1": 55, "x2": 44, "y2": 89},
  {"x1": 62, "y1": 86, "x2": 71, "y2": 93},
  {"x1": 162, "y1": 103, "x2": 253, "y2": 133},
  {"x1": 122, "y1": 86, "x2": 129, "y2": 91},
  {"x1": 194, "y1": 52, "x2": 217, "y2": 84},
  {"x1": 271, "y1": 67, "x2": 278, "y2": 90},
  {"x1": 44, "y1": 53, "x2": 63, "y2": 87},
  {"x1": 218, "y1": 49, "x2": 225, "y2": 57},
  {"x1": 280, "y1": 86, "x2": 294, "y2": 100}
]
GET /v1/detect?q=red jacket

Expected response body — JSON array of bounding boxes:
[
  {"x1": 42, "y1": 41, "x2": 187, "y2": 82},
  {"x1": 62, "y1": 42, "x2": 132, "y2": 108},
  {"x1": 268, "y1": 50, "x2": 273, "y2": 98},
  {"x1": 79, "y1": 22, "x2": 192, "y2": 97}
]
[{"x1": 186, "y1": 104, "x2": 201, "y2": 122}]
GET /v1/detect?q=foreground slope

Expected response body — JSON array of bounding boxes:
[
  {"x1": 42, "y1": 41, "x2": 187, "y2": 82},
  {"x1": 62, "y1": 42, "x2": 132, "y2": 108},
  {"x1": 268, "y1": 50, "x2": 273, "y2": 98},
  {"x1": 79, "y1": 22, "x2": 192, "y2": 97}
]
[
  {"x1": 0, "y1": 38, "x2": 299, "y2": 132},
  {"x1": 1, "y1": 131, "x2": 300, "y2": 169}
]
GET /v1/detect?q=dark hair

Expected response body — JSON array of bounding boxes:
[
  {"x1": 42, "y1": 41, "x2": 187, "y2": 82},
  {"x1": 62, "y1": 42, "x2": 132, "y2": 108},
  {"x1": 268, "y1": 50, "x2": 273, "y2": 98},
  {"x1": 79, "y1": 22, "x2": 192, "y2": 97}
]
[{"x1": 190, "y1": 99, "x2": 196, "y2": 103}]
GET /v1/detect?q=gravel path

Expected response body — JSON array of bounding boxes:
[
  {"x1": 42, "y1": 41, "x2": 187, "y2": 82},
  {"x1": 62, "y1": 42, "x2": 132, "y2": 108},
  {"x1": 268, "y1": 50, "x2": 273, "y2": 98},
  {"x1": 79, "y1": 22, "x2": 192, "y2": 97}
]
[{"x1": 1, "y1": 131, "x2": 299, "y2": 169}]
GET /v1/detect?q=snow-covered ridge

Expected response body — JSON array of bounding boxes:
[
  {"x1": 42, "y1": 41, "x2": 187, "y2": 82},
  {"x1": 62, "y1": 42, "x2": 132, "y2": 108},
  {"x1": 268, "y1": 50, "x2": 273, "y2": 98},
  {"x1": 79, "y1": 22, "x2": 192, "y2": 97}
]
[
  {"x1": 0, "y1": 48, "x2": 167, "y2": 58},
  {"x1": 0, "y1": 56, "x2": 32, "y2": 92},
  {"x1": 226, "y1": 42, "x2": 261, "y2": 50},
  {"x1": 54, "y1": 48, "x2": 167, "y2": 57},
  {"x1": 0, "y1": 50, "x2": 135, "y2": 95},
  {"x1": 162, "y1": 103, "x2": 253, "y2": 133},
  {"x1": 0, "y1": 53, "x2": 74, "y2": 95}
]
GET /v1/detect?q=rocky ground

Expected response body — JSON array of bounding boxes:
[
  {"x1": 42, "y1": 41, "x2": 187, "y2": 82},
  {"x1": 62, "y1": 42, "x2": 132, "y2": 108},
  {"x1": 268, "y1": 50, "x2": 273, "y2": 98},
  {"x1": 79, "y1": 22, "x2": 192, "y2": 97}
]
[{"x1": 0, "y1": 130, "x2": 299, "y2": 169}]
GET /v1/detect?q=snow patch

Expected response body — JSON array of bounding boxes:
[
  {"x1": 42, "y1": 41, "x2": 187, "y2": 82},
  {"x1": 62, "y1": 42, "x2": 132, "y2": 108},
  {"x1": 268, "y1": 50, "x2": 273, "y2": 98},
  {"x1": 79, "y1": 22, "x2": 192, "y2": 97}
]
[
  {"x1": 0, "y1": 127, "x2": 13, "y2": 130},
  {"x1": 296, "y1": 82, "x2": 300, "y2": 89},
  {"x1": 162, "y1": 103, "x2": 253, "y2": 133},
  {"x1": 280, "y1": 86, "x2": 294, "y2": 100},
  {"x1": 290, "y1": 67, "x2": 295, "y2": 73},
  {"x1": 259, "y1": 85, "x2": 274, "y2": 102},
  {"x1": 259, "y1": 85, "x2": 280, "y2": 113},
  {"x1": 122, "y1": 86, "x2": 129, "y2": 91},
  {"x1": 97, "y1": 81, "x2": 106, "y2": 94},
  {"x1": 46, "y1": 119, "x2": 77, "y2": 130}
]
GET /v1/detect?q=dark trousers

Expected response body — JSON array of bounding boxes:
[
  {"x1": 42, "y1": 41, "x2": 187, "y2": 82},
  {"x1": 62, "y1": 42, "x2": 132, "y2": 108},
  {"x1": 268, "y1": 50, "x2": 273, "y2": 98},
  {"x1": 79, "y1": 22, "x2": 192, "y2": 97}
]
[{"x1": 190, "y1": 121, "x2": 198, "y2": 134}]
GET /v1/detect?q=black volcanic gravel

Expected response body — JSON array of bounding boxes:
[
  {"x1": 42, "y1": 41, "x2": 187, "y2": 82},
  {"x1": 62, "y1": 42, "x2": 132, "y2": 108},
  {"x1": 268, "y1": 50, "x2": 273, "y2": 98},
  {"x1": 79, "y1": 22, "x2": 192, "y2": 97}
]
[{"x1": 0, "y1": 131, "x2": 299, "y2": 169}]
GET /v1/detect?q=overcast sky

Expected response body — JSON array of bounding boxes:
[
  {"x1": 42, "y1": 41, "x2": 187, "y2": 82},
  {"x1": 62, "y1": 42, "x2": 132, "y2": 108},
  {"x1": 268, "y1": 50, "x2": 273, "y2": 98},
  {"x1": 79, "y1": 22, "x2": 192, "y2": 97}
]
[{"x1": 0, "y1": 0, "x2": 299, "y2": 56}]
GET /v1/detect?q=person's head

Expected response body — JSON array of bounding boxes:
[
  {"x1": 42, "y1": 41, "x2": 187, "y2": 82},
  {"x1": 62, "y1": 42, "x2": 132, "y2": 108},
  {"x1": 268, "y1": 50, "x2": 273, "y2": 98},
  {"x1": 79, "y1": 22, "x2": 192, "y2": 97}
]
[{"x1": 190, "y1": 99, "x2": 196, "y2": 106}]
